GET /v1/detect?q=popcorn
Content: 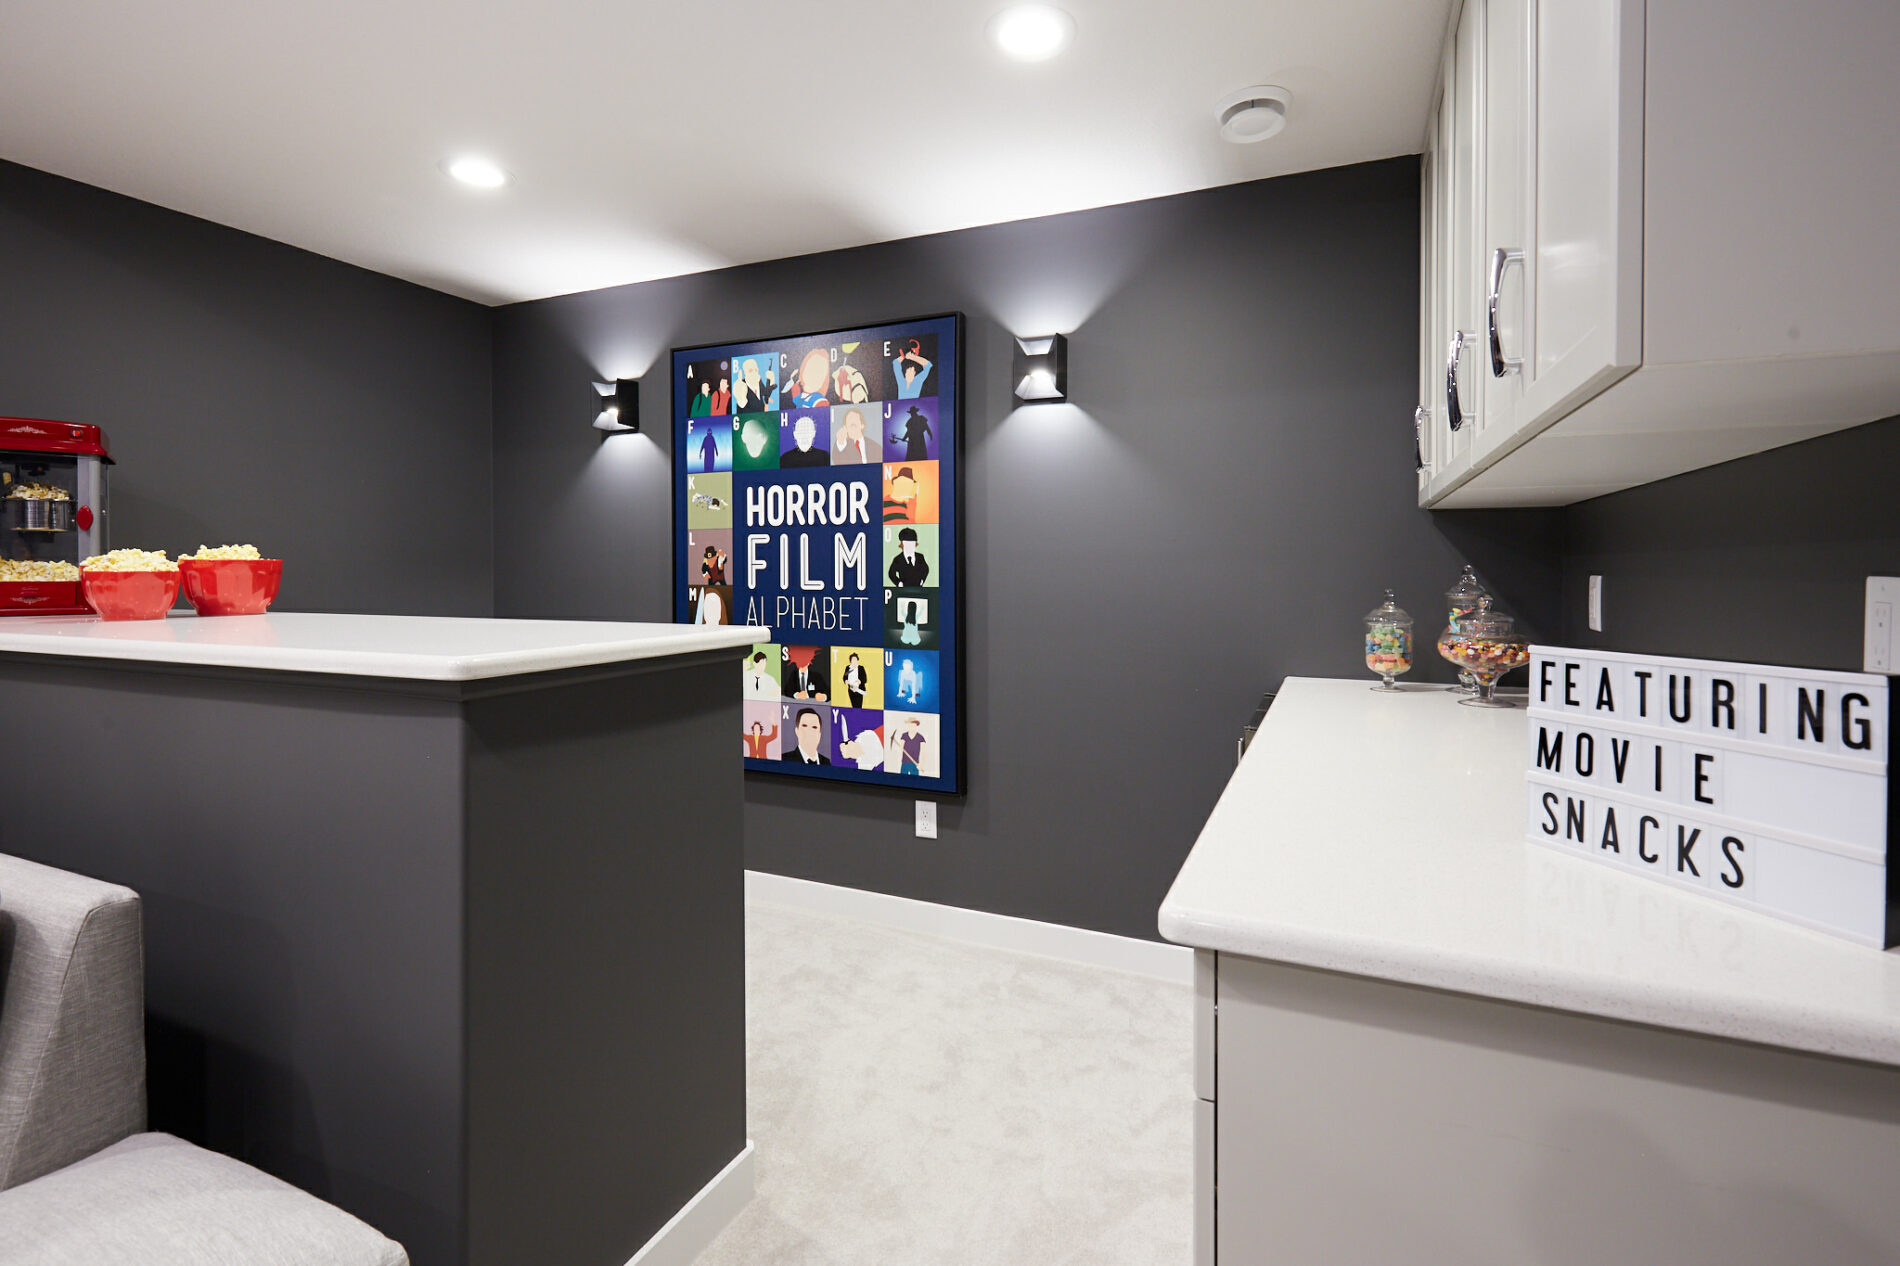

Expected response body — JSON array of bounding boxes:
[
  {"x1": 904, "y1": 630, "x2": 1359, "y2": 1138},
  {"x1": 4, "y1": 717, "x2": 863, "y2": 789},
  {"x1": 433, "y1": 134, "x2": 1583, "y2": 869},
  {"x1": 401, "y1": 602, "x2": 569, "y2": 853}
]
[
  {"x1": 179, "y1": 544, "x2": 264, "y2": 561},
  {"x1": 80, "y1": 548, "x2": 177, "y2": 572},
  {"x1": 0, "y1": 559, "x2": 79, "y2": 582},
  {"x1": 5, "y1": 482, "x2": 71, "y2": 501}
]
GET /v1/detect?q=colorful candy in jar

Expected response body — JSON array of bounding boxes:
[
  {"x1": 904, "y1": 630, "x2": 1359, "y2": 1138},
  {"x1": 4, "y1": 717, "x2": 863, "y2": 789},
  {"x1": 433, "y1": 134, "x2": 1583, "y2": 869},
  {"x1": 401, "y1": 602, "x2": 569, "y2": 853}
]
[
  {"x1": 1446, "y1": 635, "x2": 1531, "y2": 676},
  {"x1": 1437, "y1": 625, "x2": 1469, "y2": 662},
  {"x1": 1366, "y1": 626, "x2": 1412, "y2": 673}
]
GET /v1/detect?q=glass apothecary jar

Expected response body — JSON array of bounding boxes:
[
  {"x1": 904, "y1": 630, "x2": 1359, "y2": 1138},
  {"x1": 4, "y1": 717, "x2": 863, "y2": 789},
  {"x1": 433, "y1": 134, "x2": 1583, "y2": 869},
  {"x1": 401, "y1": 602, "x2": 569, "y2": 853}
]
[
  {"x1": 1363, "y1": 589, "x2": 1413, "y2": 692},
  {"x1": 1443, "y1": 565, "x2": 1489, "y2": 693},
  {"x1": 1436, "y1": 595, "x2": 1531, "y2": 707}
]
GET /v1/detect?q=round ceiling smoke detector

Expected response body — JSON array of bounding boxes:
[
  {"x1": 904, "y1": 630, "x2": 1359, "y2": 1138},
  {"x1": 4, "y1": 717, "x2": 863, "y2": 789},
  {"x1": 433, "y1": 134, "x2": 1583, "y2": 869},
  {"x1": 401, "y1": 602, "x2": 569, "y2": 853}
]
[{"x1": 1218, "y1": 86, "x2": 1291, "y2": 143}]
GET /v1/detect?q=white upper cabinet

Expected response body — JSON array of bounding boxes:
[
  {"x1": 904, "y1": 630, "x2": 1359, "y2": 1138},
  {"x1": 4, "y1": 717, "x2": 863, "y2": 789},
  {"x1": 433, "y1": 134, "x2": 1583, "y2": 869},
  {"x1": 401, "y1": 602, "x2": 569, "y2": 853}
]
[{"x1": 1418, "y1": 0, "x2": 1900, "y2": 507}]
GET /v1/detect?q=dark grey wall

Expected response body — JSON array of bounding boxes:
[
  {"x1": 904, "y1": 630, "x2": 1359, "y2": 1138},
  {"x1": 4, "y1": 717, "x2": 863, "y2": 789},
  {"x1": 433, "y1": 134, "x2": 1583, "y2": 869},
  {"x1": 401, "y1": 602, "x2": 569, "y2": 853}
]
[
  {"x1": 25, "y1": 144, "x2": 1883, "y2": 943},
  {"x1": 492, "y1": 158, "x2": 1561, "y2": 940},
  {"x1": 0, "y1": 160, "x2": 494, "y2": 615},
  {"x1": 1562, "y1": 414, "x2": 1900, "y2": 671}
]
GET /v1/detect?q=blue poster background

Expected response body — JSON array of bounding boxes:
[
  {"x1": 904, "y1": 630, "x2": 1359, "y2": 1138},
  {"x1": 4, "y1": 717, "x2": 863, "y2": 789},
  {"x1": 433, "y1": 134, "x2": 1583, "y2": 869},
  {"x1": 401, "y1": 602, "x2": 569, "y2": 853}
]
[
  {"x1": 673, "y1": 313, "x2": 961, "y2": 793},
  {"x1": 735, "y1": 466, "x2": 881, "y2": 641}
]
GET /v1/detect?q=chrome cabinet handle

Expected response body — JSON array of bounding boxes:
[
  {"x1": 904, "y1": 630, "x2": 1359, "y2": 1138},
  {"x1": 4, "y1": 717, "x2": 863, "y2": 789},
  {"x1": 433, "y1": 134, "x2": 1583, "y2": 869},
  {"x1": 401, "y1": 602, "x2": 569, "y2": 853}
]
[
  {"x1": 1488, "y1": 247, "x2": 1525, "y2": 377},
  {"x1": 1446, "y1": 329, "x2": 1468, "y2": 432},
  {"x1": 1414, "y1": 405, "x2": 1427, "y2": 471}
]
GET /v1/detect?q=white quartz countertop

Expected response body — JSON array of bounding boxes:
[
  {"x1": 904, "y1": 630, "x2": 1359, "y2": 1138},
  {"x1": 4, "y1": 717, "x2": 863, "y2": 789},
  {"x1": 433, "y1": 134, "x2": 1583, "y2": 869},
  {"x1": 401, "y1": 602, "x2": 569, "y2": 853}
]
[
  {"x1": 1159, "y1": 677, "x2": 1900, "y2": 1066},
  {"x1": 0, "y1": 612, "x2": 768, "y2": 680}
]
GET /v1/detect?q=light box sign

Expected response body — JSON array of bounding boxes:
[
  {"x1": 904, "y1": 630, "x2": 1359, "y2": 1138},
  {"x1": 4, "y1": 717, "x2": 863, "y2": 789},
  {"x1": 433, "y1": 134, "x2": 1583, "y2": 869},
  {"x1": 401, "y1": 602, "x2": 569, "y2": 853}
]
[
  {"x1": 1526, "y1": 646, "x2": 1895, "y2": 947},
  {"x1": 672, "y1": 313, "x2": 963, "y2": 794}
]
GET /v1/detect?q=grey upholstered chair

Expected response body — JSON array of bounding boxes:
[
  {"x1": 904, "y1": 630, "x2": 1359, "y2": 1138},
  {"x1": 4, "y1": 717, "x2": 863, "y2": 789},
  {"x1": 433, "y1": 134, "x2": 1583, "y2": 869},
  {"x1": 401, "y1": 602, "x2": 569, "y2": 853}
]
[{"x1": 0, "y1": 853, "x2": 408, "y2": 1265}]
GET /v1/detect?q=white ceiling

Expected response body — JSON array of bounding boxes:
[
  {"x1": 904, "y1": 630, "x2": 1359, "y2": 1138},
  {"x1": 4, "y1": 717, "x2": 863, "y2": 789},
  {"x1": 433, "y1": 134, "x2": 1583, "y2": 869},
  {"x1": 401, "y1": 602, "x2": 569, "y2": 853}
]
[{"x1": 0, "y1": 0, "x2": 1451, "y2": 306}]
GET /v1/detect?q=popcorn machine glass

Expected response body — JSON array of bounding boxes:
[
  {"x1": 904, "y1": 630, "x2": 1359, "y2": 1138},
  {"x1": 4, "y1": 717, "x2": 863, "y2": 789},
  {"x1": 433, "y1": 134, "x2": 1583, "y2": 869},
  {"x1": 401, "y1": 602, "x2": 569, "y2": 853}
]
[{"x1": 1, "y1": 417, "x2": 111, "y2": 616}]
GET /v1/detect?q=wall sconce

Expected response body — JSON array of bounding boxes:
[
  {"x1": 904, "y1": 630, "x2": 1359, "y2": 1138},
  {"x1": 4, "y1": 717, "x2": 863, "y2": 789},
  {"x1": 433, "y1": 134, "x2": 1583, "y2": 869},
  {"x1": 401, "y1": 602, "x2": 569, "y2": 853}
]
[
  {"x1": 593, "y1": 379, "x2": 639, "y2": 434},
  {"x1": 1012, "y1": 335, "x2": 1068, "y2": 403}
]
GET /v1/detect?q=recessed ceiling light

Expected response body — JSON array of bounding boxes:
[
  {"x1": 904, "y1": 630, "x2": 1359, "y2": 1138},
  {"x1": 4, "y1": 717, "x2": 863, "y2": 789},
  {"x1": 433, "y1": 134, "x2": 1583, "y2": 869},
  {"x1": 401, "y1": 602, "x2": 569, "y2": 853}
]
[
  {"x1": 988, "y1": 5, "x2": 1074, "y2": 62},
  {"x1": 445, "y1": 155, "x2": 509, "y2": 189},
  {"x1": 1217, "y1": 87, "x2": 1292, "y2": 144}
]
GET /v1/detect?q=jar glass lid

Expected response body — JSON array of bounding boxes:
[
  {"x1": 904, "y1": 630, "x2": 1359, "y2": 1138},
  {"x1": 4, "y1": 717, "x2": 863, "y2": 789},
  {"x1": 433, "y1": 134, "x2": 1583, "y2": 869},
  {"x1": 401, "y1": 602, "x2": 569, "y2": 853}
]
[
  {"x1": 1365, "y1": 588, "x2": 1411, "y2": 624},
  {"x1": 1446, "y1": 564, "x2": 1487, "y2": 604}
]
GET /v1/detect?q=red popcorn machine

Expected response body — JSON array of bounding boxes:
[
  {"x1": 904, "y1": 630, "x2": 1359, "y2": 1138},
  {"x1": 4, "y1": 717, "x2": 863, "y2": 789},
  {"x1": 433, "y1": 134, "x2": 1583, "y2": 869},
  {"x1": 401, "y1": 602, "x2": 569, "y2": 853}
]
[{"x1": 1, "y1": 417, "x2": 111, "y2": 616}]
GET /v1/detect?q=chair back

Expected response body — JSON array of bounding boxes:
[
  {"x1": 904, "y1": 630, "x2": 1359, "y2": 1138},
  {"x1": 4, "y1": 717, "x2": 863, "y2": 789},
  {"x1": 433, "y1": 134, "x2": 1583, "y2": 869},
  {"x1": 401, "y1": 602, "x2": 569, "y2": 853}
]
[{"x1": 0, "y1": 853, "x2": 145, "y2": 1189}]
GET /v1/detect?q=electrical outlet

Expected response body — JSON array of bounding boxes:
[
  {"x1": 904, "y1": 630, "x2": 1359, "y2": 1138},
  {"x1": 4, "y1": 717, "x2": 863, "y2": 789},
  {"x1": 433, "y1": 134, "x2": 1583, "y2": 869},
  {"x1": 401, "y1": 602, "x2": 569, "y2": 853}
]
[
  {"x1": 1588, "y1": 575, "x2": 1604, "y2": 632},
  {"x1": 1866, "y1": 577, "x2": 1899, "y2": 674},
  {"x1": 915, "y1": 800, "x2": 937, "y2": 839}
]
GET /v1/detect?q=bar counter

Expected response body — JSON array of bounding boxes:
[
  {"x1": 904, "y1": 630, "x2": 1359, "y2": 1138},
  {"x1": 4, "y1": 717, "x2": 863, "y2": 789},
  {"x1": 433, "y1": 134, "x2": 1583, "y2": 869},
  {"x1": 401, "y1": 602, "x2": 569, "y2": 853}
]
[{"x1": 0, "y1": 612, "x2": 766, "y2": 1266}]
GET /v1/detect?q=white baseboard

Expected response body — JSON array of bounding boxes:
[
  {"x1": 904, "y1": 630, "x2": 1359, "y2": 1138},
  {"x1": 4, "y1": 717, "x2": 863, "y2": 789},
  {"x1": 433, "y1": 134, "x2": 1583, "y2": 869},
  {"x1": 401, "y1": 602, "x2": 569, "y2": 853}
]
[
  {"x1": 623, "y1": 1140, "x2": 755, "y2": 1266},
  {"x1": 744, "y1": 871, "x2": 1194, "y2": 986}
]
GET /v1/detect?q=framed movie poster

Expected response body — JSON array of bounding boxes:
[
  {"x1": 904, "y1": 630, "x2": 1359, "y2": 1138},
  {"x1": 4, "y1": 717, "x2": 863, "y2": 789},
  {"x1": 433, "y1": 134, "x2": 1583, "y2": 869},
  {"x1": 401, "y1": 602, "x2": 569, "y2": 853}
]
[{"x1": 673, "y1": 313, "x2": 963, "y2": 794}]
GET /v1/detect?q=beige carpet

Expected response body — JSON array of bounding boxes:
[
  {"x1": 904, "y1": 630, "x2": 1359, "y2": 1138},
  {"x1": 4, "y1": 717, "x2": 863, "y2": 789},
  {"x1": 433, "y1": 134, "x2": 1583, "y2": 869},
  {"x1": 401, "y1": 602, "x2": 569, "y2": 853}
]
[{"x1": 696, "y1": 899, "x2": 1194, "y2": 1266}]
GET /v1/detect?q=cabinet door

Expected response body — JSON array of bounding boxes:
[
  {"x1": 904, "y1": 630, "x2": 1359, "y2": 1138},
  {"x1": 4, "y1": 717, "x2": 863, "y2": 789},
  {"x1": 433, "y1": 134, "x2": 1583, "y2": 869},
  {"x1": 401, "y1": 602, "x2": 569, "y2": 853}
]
[
  {"x1": 1477, "y1": 0, "x2": 1529, "y2": 450},
  {"x1": 1214, "y1": 955, "x2": 1900, "y2": 1264},
  {"x1": 1416, "y1": 95, "x2": 1441, "y2": 490},
  {"x1": 1444, "y1": 0, "x2": 1484, "y2": 466},
  {"x1": 1519, "y1": 0, "x2": 1644, "y2": 430}
]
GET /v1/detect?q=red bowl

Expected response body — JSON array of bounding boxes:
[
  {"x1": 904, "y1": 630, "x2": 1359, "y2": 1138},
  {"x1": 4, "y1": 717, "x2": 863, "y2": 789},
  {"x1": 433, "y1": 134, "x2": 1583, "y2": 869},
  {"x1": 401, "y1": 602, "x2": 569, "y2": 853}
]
[
  {"x1": 80, "y1": 569, "x2": 181, "y2": 621},
  {"x1": 178, "y1": 558, "x2": 283, "y2": 616}
]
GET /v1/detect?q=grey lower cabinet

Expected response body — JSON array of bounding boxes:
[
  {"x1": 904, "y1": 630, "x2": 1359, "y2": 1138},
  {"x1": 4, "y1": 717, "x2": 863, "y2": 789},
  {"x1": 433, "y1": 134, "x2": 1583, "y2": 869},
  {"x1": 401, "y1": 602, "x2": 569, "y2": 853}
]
[{"x1": 1198, "y1": 951, "x2": 1900, "y2": 1265}]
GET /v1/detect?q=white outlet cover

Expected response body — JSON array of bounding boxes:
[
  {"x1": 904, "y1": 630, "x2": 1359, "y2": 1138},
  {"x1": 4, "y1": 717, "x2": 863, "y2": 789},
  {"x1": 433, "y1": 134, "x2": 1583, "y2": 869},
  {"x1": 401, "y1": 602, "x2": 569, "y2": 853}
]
[
  {"x1": 1588, "y1": 575, "x2": 1603, "y2": 633},
  {"x1": 1866, "y1": 577, "x2": 1899, "y2": 674},
  {"x1": 915, "y1": 800, "x2": 937, "y2": 839}
]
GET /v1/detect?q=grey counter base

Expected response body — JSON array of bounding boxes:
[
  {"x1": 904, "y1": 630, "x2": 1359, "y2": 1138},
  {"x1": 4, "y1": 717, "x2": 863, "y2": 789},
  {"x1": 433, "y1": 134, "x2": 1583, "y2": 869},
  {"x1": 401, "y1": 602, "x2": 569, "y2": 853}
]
[
  {"x1": 1201, "y1": 952, "x2": 1900, "y2": 1266},
  {"x1": 0, "y1": 649, "x2": 746, "y2": 1266}
]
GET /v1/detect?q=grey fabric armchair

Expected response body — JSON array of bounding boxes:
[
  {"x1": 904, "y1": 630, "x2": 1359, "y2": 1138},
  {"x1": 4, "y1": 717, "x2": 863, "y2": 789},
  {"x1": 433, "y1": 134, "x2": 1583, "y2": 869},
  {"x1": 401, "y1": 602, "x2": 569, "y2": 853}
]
[{"x1": 0, "y1": 854, "x2": 408, "y2": 1265}]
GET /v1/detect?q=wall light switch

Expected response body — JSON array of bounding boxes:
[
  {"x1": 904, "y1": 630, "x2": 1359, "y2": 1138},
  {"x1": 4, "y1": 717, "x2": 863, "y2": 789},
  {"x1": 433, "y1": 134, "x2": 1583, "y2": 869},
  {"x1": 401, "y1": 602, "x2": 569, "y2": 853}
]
[
  {"x1": 915, "y1": 800, "x2": 937, "y2": 839},
  {"x1": 1866, "y1": 577, "x2": 1899, "y2": 674},
  {"x1": 1588, "y1": 575, "x2": 1604, "y2": 632}
]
